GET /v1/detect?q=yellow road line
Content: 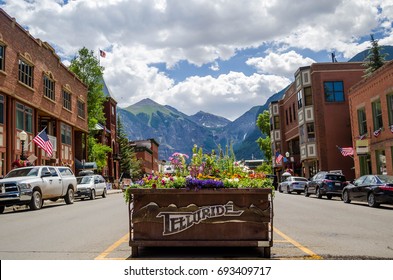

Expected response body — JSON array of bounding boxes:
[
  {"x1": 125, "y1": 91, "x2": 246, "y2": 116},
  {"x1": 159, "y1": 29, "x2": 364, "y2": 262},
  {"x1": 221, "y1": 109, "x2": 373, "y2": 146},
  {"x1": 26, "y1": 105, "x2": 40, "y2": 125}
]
[
  {"x1": 96, "y1": 229, "x2": 322, "y2": 260},
  {"x1": 95, "y1": 233, "x2": 129, "y2": 260},
  {"x1": 273, "y1": 227, "x2": 323, "y2": 259}
]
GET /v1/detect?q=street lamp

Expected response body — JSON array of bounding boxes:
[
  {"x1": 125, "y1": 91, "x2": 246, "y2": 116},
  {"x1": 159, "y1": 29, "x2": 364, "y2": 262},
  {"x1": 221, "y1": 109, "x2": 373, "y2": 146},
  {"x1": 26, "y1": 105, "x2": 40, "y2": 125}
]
[
  {"x1": 285, "y1": 152, "x2": 290, "y2": 170},
  {"x1": 19, "y1": 130, "x2": 28, "y2": 160}
]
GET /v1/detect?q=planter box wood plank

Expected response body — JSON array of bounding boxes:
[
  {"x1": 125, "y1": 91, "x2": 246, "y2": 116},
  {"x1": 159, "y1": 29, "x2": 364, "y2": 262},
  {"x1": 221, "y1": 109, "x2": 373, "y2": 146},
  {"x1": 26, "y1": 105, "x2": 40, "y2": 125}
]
[{"x1": 128, "y1": 188, "x2": 273, "y2": 258}]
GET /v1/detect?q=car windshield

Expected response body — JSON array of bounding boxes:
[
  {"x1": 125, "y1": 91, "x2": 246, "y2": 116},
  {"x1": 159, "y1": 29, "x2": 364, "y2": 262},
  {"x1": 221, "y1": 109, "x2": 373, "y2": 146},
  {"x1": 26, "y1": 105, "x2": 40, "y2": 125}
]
[
  {"x1": 293, "y1": 177, "x2": 308, "y2": 182},
  {"x1": 326, "y1": 174, "x2": 346, "y2": 181},
  {"x1": 376, "y1": 175, "x2": 393, "y2": 184},
  {"x1": 77, "y1": 176, "x2": 93, "y2": 184},
  {"x1": 5, "y1": 167, "x2": 40, "y2": 178}
]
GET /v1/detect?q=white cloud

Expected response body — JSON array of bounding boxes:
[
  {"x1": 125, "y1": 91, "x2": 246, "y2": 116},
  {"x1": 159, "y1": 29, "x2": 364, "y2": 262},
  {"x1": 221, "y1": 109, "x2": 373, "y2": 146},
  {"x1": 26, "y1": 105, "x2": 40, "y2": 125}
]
[
  {"x1": 0, "y1": 0, "x2": 391, "y2": 120},
  {"x1": 246, "y1": 51, "x2": 316, "y2": 78}
]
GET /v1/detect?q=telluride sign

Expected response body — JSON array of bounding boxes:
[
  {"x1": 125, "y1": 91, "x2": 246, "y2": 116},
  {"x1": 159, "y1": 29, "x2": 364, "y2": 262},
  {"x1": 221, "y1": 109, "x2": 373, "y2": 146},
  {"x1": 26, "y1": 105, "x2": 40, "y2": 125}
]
[
  {"x1": 157, "y1": 201, "x2": 244, "y2": 235},
  {"x1": 128, "y1": 188, "x2": 273, "y2": 258}
]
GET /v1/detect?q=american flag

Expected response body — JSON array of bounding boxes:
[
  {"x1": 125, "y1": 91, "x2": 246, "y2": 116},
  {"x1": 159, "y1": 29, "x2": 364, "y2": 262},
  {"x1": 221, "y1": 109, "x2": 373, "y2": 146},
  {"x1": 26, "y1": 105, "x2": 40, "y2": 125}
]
[
  {"x1": 338, "y1": 146, "x2": 354, "y2": 157},
  {"x1": 373, "y1": 128, "x2": 382, "y2": 137},
  {"x1": 99, "y1": 49, "x2": 106, "y2": 58},
  {"x1": 275, "y1": 152, "x2": 283, "y2": 164},
  {"x1": 33, "y1": 130, "x2": 53, "y2": 157}
]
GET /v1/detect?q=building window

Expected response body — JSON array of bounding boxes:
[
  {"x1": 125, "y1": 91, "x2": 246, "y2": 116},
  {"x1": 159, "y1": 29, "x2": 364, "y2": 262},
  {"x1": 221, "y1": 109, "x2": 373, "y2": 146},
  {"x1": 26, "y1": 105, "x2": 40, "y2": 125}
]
[
  {"x1": 387, "y1": 94, "x2": 393, "y2": 126},
  {"x1": 43, "y1": 75, "x2": 55, "y2": 101},
  {"x1": 372, "y1": 99, "x2": 383, "y2": 130},
  {"x1": 293, "y1": 103, "x2": 296, "y2": 121},
  {"x1": 0, "y1": 95, "x2": 3, "y2": 124},
  {"x1": 77, "y1": 100, "x2": 85, "y2": 119},
  {"x1": 289, "y1": 106, "x2": 292, "y2": 123},
  {"x1": 61, "y1": 123, "x2": 72, "y2": 145},
  {"x1": 357, "y1": 107, "x2": 367, "y2": 135},
  {"x1": 62, "y1": 90, "x2": 72, "y2": 111},
  {"x1": 375, "y1": 150, "x2": 386, "y2": 175},
  {"x1": 16, "y1": 103, "x2": 33, "y2": 133},
  {"x1": 304, "y1": 87, "x2": 313, "y2": 106},
  {"x1": 0, "y1": 44, "x2": 5, "y2": 71},
  {"x1": 274, "y1": 116, "x2": 280, "y2": 129},
  {"x1": 307, "y1": 123, "x2": 315, "y2": 141},
  {"x1": 18, "y1": 59, "x2": 34, "y2": 87},
  {"x1": 297, "y1": 90, "x2": 303, "y2": 109},
  {"x1": 285, "y1": 110, "x2": 289, "y2": 125},
  {"x1": 324, "y1": 81, "x2": 344, "y2": 102}
]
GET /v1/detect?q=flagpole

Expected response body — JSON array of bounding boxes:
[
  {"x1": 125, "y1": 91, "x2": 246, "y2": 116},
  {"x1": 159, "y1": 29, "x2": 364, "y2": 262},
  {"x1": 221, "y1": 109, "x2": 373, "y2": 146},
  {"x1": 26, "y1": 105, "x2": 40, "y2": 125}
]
[{"x1": 25, "y1": 126, "x2": 47, "y2": 148}]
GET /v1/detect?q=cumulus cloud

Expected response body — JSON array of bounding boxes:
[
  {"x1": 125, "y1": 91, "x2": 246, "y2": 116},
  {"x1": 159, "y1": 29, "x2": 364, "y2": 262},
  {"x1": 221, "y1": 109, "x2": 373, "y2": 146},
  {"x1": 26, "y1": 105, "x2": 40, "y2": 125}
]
[
  {"x1": 246, "y1": 51, "x2": 316, "y2": 78},
  {"x1": 0, "y1": 0, "x2": 391, "y2": 120}
]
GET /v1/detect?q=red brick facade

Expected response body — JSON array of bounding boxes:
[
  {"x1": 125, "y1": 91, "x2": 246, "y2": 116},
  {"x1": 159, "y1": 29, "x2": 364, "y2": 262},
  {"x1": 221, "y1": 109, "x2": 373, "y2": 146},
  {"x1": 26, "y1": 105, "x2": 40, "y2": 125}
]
[
  {"x1": 348, "y1": 60, "x2": 393, "y2": 177},
  {"x1": 131, "y1": 139, "x2": 159, "y2": 175},
  {"x1": 270, "y1": 62, "x2": 365, "y2": 181},
  {"x1": 0, "y1": 9, "x2": 88, "y2": 176}
]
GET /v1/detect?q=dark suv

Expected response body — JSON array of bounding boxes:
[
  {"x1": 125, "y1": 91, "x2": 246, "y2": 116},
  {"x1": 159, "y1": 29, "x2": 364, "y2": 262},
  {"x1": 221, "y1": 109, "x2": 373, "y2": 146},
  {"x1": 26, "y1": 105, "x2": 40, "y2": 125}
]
[{"x1": 304, "y1": 171, "x2": 348, "y2": 199}]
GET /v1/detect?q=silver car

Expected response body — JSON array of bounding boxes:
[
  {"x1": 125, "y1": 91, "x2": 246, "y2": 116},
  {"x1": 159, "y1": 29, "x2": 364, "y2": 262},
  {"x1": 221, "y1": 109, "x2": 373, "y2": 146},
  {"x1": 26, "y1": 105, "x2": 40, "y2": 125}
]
[
  {"x1": 279, "y1": 176, "x2": 309, "y2": 194},
  {"x1": 76, "y1": 175, "x2": 107, "y2": 200}
]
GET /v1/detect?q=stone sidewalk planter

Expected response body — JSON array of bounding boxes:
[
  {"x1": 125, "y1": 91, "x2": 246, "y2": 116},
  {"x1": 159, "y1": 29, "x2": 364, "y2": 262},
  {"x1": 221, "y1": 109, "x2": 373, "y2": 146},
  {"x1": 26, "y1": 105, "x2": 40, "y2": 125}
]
[{"x1": 127, "y1": 187, "x2": 273, "y2": 258}]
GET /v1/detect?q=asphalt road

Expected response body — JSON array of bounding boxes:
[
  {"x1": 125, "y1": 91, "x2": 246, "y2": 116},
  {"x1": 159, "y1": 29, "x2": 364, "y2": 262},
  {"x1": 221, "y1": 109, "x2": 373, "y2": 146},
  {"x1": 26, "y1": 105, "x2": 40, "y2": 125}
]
[{"x1": 0, "y1": 190, "x2": 392, "y2": 260}]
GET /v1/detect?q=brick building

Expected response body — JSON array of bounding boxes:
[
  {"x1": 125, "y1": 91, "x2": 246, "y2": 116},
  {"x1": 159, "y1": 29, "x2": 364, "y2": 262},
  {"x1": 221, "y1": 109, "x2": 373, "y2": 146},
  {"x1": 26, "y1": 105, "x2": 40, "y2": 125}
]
[
  {"x1": 348, "y1": 60, "x2": 393, "y2": 177},
  {"x1": 100, "y1": 78, "x2": 120, "y2": 184},
  {"x1": 0, "y1": 9, "x2": 88, "y2": 176},
  {"x1": 270, "y1": 62, "x2": 365, "y2": 181},
  {"x1": 130, "y1": 139, "x2": 159, "y2": 175}
]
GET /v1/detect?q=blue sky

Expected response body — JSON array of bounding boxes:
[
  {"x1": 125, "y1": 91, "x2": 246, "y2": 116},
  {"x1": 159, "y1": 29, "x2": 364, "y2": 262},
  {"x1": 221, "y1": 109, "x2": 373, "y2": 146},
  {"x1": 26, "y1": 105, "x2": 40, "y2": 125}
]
[{"x1": 1, "y1": 0, "x2": 393, "y2": 120}]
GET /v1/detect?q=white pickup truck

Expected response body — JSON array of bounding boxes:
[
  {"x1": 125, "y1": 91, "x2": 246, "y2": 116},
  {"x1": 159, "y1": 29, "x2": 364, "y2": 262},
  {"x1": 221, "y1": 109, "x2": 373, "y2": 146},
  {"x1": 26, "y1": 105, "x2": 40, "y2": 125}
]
[{"x1": 0, "y1": 166, "x2": 77, "y2": 213}]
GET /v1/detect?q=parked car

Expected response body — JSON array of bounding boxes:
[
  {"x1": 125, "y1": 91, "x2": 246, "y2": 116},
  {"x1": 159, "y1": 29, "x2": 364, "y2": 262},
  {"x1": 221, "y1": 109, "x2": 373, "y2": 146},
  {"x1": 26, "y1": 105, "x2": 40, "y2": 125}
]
[
  {"x1": 0, "y1": 166, "x2": 77, "y2": 213},
  {"x1": 75, "y1": 175, "x2": 107, "y2": 200},
  {"x1": 305, "y1": 171, "x2": 348, "y2": 199},
  {"x1": 278, "y1": 176, "x2": 308, "y2": 194},
  {"x1": 342, "y1": 174, "x2": 393, "y2": 207}
]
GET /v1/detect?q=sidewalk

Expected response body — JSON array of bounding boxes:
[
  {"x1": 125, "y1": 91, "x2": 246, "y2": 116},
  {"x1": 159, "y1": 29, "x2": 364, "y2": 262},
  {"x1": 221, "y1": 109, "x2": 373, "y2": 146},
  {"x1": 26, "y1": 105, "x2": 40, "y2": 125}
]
[{"x1": 106, "y1": 188, "x2": 123, "y2": 195}]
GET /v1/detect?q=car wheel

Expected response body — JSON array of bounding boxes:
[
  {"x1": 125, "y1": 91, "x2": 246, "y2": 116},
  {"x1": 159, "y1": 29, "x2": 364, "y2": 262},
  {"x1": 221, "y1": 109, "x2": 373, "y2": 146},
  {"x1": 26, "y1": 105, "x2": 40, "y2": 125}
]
[
  {"x1": 64, "y1": 188, "x2": 74, "y2": 204},
  {"x1": 367, "y1": 193, "x2": 380, "y2": 208},
  {"x1": 102, "y1": 188, "x2": 107, "y2": 198},
  {"x1": 342, "y1": 190, "x2": 351, "y2": 203},
  {"x1": 304, "y1": 187, "x2": 310, "y2": 197},
  {"x1": 316, "y1": 187, "x2": 322, "y2": 199},
  {"x1": 287, "y1": 186, "x2": 291, "y2": 194},
  {"x1": 327, "y1": 194, "x2": 333, "y2": 200},
  {"x1": 90, "y1": 189, "x2": 96, "y2": 200},
  {"x1": 0, "y1": 205, "x2": 5, "y2": 214},
  {"x1": 29, "y1": 190, "x2": 43, "y2": 210},
  {"x1": 278, "y1": 185, "x2": 283, "y2": 193}
]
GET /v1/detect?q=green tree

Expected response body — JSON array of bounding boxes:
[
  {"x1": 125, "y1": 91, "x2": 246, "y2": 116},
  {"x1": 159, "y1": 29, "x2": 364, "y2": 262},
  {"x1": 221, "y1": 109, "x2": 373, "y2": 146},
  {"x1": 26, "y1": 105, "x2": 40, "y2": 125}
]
[
  {"x1": 256, "y1": 110, "x2": 272, "y2": 163},
  {"x1": 363, "y1": 34, "x2": 387, "y2": 77},
  {"x1": 117, "y1": 116, "x2": 142, "y2": 180},
  {"x1": 69, "y1": 47, "x2": 106, "y2": 130},
  {"x1": 69, "y1": 47, "x2": 111, "y2": 171}
]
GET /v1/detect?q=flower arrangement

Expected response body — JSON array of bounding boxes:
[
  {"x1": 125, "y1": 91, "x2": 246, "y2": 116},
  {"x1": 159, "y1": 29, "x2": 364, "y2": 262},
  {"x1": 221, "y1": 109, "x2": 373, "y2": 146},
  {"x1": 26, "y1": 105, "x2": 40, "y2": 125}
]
[
  {"x1": 127, "y1": 145, "x2": 274, "y2": 191},
  {"x1": 12, "y1": 159, "x2": 33, "y2": 168}
]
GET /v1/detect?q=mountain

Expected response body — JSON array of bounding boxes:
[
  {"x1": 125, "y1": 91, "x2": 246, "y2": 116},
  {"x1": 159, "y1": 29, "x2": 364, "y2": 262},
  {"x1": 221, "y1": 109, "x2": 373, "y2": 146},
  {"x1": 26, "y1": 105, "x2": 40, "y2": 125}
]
[
  {"x1": 188, "y1": 111, "x2": 231, "y2": 128},
  {"x1": 231, "y1": 86, "x2": 287, "y2": 159},
  {"x1": 118, "y1": 87, "x2": 286, "y2": 161},
  {"x1": 348, "y1": 45, "x2": 393, "y2": 62},
  {"x1": 118, "y1": 99, "x2": 217, "y2": 160}
]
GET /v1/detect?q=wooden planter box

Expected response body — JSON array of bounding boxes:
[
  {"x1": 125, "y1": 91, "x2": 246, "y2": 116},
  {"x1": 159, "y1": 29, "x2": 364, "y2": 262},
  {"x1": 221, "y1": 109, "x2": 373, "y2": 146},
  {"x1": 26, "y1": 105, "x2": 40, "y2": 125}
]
[{"x1": 128, "y1": 188, "x2": 273, "y2": 258}]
